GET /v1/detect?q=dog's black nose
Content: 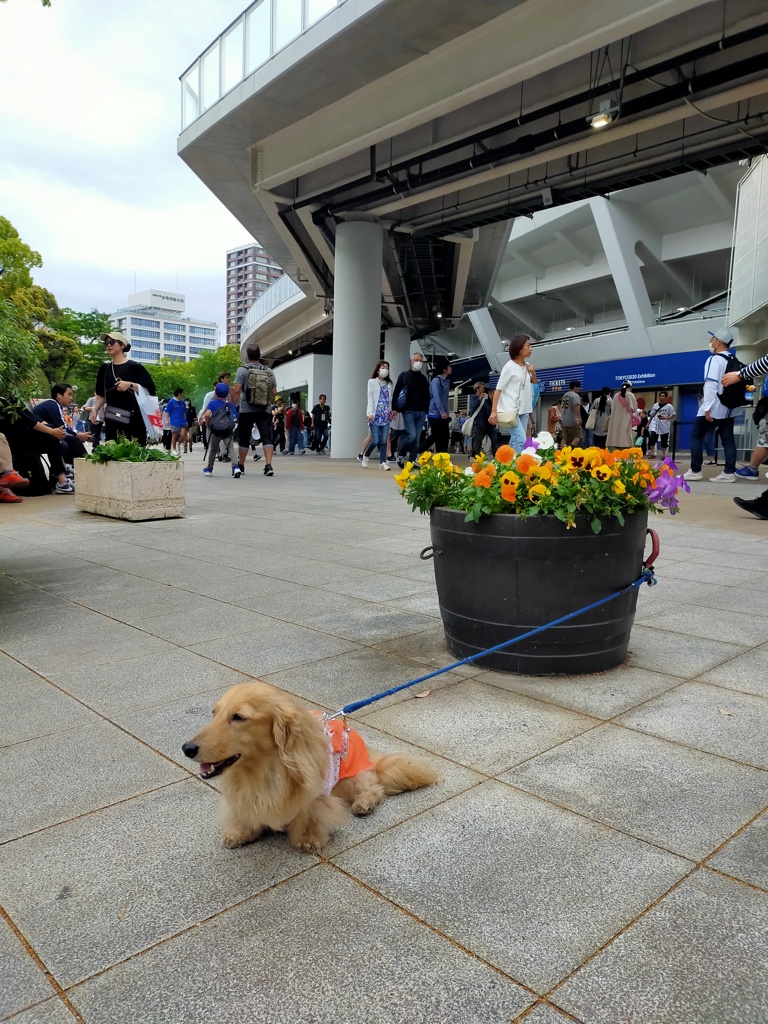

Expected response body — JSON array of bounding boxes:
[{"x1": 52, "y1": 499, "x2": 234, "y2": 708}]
[{"x1": 182, "y1": 742, "x2": 198, "y2": 759}]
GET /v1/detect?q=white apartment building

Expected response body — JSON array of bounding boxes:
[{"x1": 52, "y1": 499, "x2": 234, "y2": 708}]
[
  {"x1": 110, "y1": 289, "x2": 220, "y2": 364},
  {"x1": 226, "y1": 245, "x2": 284, "y2": 345}
]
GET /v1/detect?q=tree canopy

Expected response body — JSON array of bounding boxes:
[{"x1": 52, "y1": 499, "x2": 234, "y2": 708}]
[
  {"x1": 0, "y1": 217, "x2": 42, "y2": 301},
  {"x1": 0, "y1": 215, "x2": 234, "y2": 408}
]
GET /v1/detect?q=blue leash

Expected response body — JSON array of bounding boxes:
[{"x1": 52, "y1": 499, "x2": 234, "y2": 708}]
[{"x1": 334, "y1": 569, "x2": 657, "y2": 718}]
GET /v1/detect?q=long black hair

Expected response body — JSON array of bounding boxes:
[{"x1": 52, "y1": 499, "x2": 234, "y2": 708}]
[
  {"x1": 371, "y1": 360, "x2": 392, "y2": 384},
  {"x1": 598, "y1": 386, "x2": 610, "y2": 414}
]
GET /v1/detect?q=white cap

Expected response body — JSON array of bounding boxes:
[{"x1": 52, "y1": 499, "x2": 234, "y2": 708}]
[{"x1": 709, "y1": 328, "x2": 734, "y2": 345}]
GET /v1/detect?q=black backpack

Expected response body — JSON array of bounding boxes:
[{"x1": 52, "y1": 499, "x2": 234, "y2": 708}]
[
  {"x1": 719, "y1": 351, "x2": 753, "y2": 409},
  {"x1": 208, "y1": 401, "x2": 234, "y2": 436}
]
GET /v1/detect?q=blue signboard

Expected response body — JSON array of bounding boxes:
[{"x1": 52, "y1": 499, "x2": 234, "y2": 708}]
[{"x1": 537, "y1": 350, "x2": 708, "y2": 393}]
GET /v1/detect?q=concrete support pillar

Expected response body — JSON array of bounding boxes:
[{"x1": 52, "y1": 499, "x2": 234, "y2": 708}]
[
  {"x1": 331, "y1": 219, "x2": 383, "y2": 459},
  {"x1": 591, "y1": 197, "x2": 656, "y2": 329},
  {"x1": 384, "y1": 327, "x2": 411, "y2": 378}
]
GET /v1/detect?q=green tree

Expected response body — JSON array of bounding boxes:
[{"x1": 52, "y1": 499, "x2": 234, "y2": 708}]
[
  {"x1": 0, "y1": 299, "x2": 45, "y2": 400},
  {"x1": 50, "y1": 307, "x2": 111, "y2": 342},
  {"x1": 146, "y1": 357, "x2": 195, "y2": 403},
  {"x1": 189, "y1": 345, "x2": 242, "y2": 407},
  {"x1": 0, "y1": 217, "x2": 42, "y2": 300}
]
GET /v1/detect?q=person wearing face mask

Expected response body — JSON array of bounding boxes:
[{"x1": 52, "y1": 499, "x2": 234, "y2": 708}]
[
  {"x1": 392, "y1": 352, "x2": 431, "y2": 468},
  {"x1": 361, "y1": 361, "x2": 394, "y2": 469},
  {"x1": 683, "y1": 328, "x2": 737, "y2": 482}
]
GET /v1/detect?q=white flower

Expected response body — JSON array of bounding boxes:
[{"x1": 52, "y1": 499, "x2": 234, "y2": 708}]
[
  {"x1": 464, "y1": 467, "x2": 475, "y2": 476},
  {"x1": 521, "y1": 447, "x2": 543, "y2": 464},
  {"x1": 536, "y1": 431, "x2": 555, "y2": 449}
]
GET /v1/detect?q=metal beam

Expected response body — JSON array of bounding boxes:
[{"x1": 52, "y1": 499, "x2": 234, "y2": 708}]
[
  {"x1": 552, "y1": 289, "x2": 592, "y2": 322},
  {"x1": 554, "y1": 230, "x2": 593, "y2": 266},
  {"x1": 514, "y1": 252, "x2": 545, "y2": 278},
  {"x1": 489, "y1": 298, "x2": 547, "y2": 339},
  {"x1": 635, "y1": 240, "x2": 694, "y2": 306},
  {"x1": 696, "y1": 170, "x2": 736, "y2": 219}
]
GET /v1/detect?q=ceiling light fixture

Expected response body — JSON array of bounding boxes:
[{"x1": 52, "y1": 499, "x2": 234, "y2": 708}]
[{"x1": 588, "y1": 100, "x2": 618, "y2": 129}]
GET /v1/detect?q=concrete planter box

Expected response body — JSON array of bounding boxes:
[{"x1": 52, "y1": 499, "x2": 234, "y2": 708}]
[{"x1": 75, "y1": 459, "x2": 185, "y2": 521}]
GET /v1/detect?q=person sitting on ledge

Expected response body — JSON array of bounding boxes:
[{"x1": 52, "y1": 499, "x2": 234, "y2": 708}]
[{"x1": 33, "y1": 382, "x2": 91, "y2": 472}]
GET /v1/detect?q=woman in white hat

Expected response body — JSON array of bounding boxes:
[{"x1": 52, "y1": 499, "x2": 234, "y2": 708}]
[{"x1": 90, "y1": 332, "x2": 156, "y2": 444}]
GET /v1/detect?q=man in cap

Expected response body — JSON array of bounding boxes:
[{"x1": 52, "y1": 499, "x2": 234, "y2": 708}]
[{"x1": 683, "y1": 328, "x2": 737, "y2": 483}]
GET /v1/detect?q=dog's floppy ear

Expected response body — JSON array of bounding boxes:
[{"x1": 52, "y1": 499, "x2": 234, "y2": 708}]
[{"x1": 272, "y1": 704, "x2": 323, "y2": 790}]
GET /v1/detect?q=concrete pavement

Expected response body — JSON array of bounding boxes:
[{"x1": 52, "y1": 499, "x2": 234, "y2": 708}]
[{"x1": 1, "y1": 452, "x2": 767, "y2": 1023}]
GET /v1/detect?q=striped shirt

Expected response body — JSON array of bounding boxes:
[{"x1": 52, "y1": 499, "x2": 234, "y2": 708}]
[{"x1": 739, "y1": 353, "x2": 768, "y2": 380}]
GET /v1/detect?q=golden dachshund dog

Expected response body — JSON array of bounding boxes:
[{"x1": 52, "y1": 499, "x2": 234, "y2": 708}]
[{"x1": 182, "y1": 681, "x2": 439, "y2": 853}]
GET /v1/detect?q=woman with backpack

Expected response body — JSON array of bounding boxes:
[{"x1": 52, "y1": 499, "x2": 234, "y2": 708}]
[{"x1": 606, "y1": 381, "x2": 638, "y2": 449}]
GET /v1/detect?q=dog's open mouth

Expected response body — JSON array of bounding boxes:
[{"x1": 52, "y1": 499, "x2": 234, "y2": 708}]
[{"x1": 199, "y1": 755, "x2": 240, "y2": 780}]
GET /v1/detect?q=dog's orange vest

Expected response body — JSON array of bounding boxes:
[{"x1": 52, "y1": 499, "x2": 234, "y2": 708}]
[{"x1": 325, "y1": 718, "x2": 373, "y2": 781}]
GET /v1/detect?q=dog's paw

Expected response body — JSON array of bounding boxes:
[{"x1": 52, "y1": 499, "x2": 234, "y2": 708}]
[
  {"x1": 294, "y1": 833, "x2": 329, "y2": 854},
  {"x1": 221, "y1": 826, "x2": 261, "y2": 848},
  {"x1": 350, "y1": 798, "x2": 378, "y2": 816}
]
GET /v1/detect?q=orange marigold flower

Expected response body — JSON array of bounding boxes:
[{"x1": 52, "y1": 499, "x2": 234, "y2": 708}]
[
  {"x1": 501, "y1": 481, "x2": 518, "y2": 502},
  {"x1": 601, "y1": 450, "x2": 616, "y2": 466},
  {"x1": 474, "y1": 470, "x2": 493, "y2": 488},
  {"x1": 495, "y1": 444, "x2": 515, "y2": 465},
  {"x1": 516, "y1": 453, "x2": 538, "y2": 475}
]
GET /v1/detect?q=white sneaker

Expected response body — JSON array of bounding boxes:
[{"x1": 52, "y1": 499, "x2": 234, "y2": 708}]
[
  {"x1": 379, "y1": 462, "x2": 390, "y2": 471},
  {"x1": 361, "y1": 456, "x2": 369, "y2": 467},
  {"x1": 712, "y1": 472, "x2": 735, "y2": 482},
  {"x1": 683, "y1": 470, "x2": 702, "y2": 481}
]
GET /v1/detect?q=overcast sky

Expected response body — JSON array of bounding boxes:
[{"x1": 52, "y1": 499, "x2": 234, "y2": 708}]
[{"x1": 0, "y1": 0, "x2": 254, "y2": 330}]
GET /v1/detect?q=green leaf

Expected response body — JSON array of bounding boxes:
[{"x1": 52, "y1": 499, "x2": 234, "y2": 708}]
[{"x1": 591, "y1": 517, "x2": 602, "y2": 534}]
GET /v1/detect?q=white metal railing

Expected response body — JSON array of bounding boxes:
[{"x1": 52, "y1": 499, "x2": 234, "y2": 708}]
[
  {"x1": 181, "y1": 0, "x2": 348, "y2": 129},
  {"x1": 239, "y1": 274, "x2": 303, "y2": 344}
]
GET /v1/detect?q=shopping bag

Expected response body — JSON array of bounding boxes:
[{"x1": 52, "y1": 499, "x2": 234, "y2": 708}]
[{"x1": 136, "y1": 386, "x2": 163, "y2": 440}]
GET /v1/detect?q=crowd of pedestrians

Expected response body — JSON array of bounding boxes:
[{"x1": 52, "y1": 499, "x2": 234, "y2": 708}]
[{"x1": 5, "y1": 322, "x2": 768, "y2": 530}]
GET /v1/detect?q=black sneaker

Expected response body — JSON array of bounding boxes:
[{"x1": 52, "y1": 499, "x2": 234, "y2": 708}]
[
  {"x1": 733, "y1": 496, "x2": 768, "y2": 520},
  {"x1": 387, "y1": 455, "x2": 397, "y2": 463},
  {"x1": 396, "y1": 456, "x2": 405, "y2": 469},
  {"x1": 264, "y1": 464, "x2": 274, "y2": 476},
  {"x1": 252, "y1": 453, "x2": 262, "y2": 462},
  {"x1": 232, "y1": 464, "x2": 243, "y2": 479},
  {"x1": 356, "y1": 453, "x2": 364, "y2": 464}
]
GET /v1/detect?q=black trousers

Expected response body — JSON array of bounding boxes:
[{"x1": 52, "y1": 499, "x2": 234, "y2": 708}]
[{"x1": 426, "y1": 417, "x2": 450, "y2": 453}]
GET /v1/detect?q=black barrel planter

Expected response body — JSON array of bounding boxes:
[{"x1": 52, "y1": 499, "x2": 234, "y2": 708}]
[{"x1": 426, "y1": 507, "x2": 649, "y2": 675}]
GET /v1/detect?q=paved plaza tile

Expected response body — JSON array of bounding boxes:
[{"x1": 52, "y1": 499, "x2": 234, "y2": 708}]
[
  {"x1": 553, "y1": 870, "x2": 768, "y2": 1023},
  {"x1": 0, "y1": 915, "x2": 54, "y2": 1020},
  {"x1": 503, "y1": 724, "x2": 768, "y2": 858},
  {"x1": 69, "y1": 867, "x2": 534, "y2": 1024},
  {"x1": 1, "y1": 460, "x2": 767, "y2": 1022},
  {"x1": 335, "y1": 781, "x2": 689, "y2": 993},
  {"x1": 708, "y1": 810, "x2": 768, "y2": 889}
]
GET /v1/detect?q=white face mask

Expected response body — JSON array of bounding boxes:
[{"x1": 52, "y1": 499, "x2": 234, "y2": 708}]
[
  {"x1": 412, "y1": 361, "x2": 423, "y2": 371},
  {"x1": 379, "y1": 367, "x2": 389, "y2": 378}
]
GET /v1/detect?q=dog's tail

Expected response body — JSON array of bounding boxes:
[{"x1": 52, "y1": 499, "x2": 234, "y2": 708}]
[{"x1": 370, "y1": 752, "x2": 439, "y2": 795}]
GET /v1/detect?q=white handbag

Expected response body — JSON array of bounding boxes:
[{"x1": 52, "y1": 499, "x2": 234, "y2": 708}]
[{"x1": 462, "y1": 396, "x2": 486, "y2": 436}]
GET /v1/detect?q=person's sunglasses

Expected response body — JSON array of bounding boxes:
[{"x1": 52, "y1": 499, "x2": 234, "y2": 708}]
[{"x1": 103, "y1": 339, "x2": 117, "y2": 347}]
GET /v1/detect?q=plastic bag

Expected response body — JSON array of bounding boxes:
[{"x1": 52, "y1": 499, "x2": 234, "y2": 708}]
[{"x1": 136, "y1": 386, "x2": 163, "y2": 441}]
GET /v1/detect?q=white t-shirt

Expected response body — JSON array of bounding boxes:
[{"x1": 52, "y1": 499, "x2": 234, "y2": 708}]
[
  {"x1": 648, "y1": 403, "x2": 676, "y2": 434},
  {"x1": 496, "y1": 359, "x2": 533, "y2": 416}
]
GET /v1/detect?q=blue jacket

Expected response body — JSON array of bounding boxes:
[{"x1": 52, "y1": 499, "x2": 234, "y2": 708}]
[{"x1": 428, "y1": 375, "x2": 450, "y2": 419}]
